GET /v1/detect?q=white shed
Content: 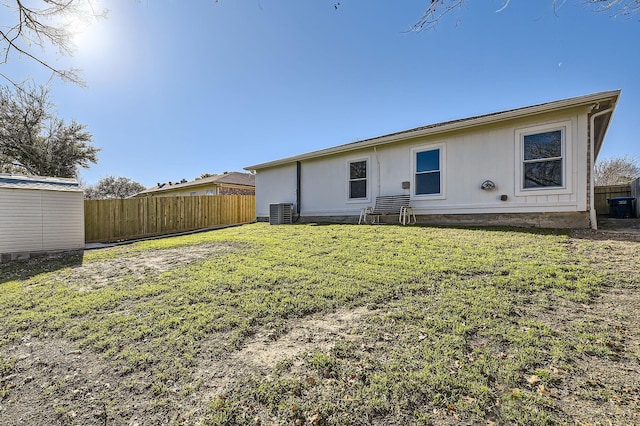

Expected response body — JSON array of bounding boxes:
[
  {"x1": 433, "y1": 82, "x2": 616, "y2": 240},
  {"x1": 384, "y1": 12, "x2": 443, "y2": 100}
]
[{"x1": 0, "y1": 174, "x2": 84, "y2": 262}]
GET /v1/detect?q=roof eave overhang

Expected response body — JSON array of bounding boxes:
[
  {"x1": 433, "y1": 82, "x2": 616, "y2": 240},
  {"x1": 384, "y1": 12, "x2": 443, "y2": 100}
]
[
  {"x1": 244, "y1": 90, "x2": 621, "y2": 171},
  {"x1": 591, "y1": 97, "x2": 620, "y2": 161}
]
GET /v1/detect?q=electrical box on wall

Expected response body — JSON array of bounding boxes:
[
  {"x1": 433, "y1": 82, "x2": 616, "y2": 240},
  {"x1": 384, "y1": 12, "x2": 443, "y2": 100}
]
[{"x1": 401, "y1": 181, "x2": 410, "y2": 189}]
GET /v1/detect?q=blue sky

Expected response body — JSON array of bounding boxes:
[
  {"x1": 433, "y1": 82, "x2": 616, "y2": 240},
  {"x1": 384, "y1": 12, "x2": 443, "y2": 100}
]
[{"x1": 5, "y1": 1, "x2": 640, "y2": 187}]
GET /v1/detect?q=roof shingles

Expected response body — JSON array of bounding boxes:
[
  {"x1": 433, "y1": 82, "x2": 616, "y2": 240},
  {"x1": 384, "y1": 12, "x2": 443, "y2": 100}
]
[{"x1": 137, "y1": 172, "x2": 255, "y2": 195}]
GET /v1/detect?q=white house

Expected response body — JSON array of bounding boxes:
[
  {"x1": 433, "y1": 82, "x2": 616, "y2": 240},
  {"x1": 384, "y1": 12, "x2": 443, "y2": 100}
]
[
  {"x1": 0, "y1": 174, "x2": 85, "y2": 262},
  {"x1": 245, "y1": 91, "x2": 620, "y2": 229}
]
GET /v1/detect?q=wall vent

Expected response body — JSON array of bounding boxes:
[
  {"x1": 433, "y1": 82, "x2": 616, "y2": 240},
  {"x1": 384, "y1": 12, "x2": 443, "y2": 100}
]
[{"x1": 269, "y1": 203, "x2": 293, "y2": 225}]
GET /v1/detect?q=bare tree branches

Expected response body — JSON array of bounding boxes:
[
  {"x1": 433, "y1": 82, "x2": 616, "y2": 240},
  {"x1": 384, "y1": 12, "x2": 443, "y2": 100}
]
[
  {"x1": 594, "y1": 156, "x2": 640, "y2": 186},
  {"x1": 585, "y1": 0, "x2": 640, "y2": 16},
  {"x1": 0, "y1": 1, "x2": 105, "y2": 86},
  {"x1": 411, "y1": 0, "x2": 466, "y2": 32},
  {"x1": 410, "y1": 0, "x2": 640, "y2": 31}
]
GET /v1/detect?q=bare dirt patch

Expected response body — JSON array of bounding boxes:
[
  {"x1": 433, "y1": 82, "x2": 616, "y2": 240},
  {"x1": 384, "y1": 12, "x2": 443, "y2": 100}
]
[
  {"x1": 555, "y1": 285, "x2": 640, "y2": 424},
  {"x1": 554, "y1": 233, "x2": 640, "y2": 424},
  {"x1": 193, "y1": 307, "x2": 370, "y2": 396},
  {"x1": 66, "y1": 243, "x2": 239, "y2": 291},
  {"x1": 2, "y1": 335, "x2": 136, "y2": 425},
  {"x1": 526, "y1": 289, "x2": 640, "y2": 425},
  {"x1": 1, "y1": 299, "x2": 372, "y2": 425}
]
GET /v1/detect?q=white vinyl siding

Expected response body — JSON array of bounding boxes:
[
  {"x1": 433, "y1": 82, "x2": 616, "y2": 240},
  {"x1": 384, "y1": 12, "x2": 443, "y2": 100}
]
[
  {"x1": 254, "y1": 164, "x2": 298, "y2": 218},
  {"x1": 0, "y1": 188, "x2": 84, "y2": 254},
  {"x1": 41, "y1": 191, "x2": 84, "y2": 251},
  {"x1": 0, "y1": 190, "x2": 43, "y2": 253}
]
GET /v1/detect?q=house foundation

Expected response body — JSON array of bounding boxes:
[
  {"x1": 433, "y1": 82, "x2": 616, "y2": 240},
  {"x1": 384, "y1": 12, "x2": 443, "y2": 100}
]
[{"x1": 258, "y1": 211, "x2": 590, "y2": 229}]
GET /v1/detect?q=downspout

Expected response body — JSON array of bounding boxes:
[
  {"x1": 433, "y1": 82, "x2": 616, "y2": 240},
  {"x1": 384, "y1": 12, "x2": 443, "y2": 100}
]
[
  {"x1": 294, "y1": 161, "x2": 301, "y2": 222},
  {"x1": 589, "y1": 106, "x2": 614, "y2": 230}
]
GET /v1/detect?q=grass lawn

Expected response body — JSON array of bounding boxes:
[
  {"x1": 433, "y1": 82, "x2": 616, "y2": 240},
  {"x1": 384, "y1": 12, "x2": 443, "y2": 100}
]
[{"x1": 0, "y1": 223, "x2": 639, "y2": 425}]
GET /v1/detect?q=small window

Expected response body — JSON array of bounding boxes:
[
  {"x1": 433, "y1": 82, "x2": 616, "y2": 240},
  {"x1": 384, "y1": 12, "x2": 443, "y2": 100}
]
[
  {"x1": 522, "y1": 130, "x2": 563, "y2": 188},
  {"x1": 206, "y1": 189, "x2": 214, "y2": 195},
  {"x1": 190, "y1": 191, "x2": 197, "y2": 196},
  {"x1": 415, "y1": 149, "x2": 441, "y2": 195},
  {"x1": 348, "y1": 160, "x2": 367, "y2": 199}
]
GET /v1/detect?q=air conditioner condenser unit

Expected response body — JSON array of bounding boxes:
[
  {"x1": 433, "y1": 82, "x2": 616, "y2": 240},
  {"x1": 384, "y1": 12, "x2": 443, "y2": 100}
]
[{"x1": 269, "y1": 203, "x2": 293, "y2": 225}]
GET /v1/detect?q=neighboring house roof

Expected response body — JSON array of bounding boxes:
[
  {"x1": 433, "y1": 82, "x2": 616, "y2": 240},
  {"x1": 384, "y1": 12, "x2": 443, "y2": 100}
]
[
  {"x1": 244, "y1": 90, "x2": 620, "y2": 171},
  {"x1": 0, "y1": 174, "x2": 82, "y2": 192},
  {"x1": 136, "y1": 172, "x2": 255, "y2": 196}
]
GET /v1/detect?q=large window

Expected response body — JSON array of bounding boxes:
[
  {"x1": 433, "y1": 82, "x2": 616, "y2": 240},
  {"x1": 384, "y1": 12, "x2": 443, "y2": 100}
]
[
  {"x1": 415, "y1": 148, "x2": 441, "y2": 195},
  {"x1": 348, "y1": 160, "x2": 367, "y2": 199},
  {"x1": 516, "y1": 121, "x2": 572, "y2": 196},
  {"x1": 522, "y1": 129, "x2": 563, "y2": 189}
]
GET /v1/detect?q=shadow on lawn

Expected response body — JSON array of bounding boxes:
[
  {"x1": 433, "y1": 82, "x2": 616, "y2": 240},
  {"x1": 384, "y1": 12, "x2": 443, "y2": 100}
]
[
  {"x1": 0, "y1": 250, "x2": 84, "y2": 284},
  {"x1": 308, "y1": 219, "x2": 640, "y2": 243},
  {"x1": 418, "y1": 221, "x2": 640, "y2": 243},
  {"x1": 299, "y1": 221, "x2": 572, "y2": 236},
  {"x1": 570, "y1": 217, "x2": 640, "y2": 243}
]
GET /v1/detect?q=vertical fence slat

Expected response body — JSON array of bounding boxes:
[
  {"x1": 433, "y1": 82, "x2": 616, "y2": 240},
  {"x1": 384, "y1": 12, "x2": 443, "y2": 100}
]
[{"x1": 84, "y1": 195, "x2": 256, "y2": 243}]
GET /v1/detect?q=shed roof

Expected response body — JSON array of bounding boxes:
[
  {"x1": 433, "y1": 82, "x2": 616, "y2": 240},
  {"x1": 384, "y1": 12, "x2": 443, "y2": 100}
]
[
  {"x1": 0, "y1": 174, "x2": 82, "y2": 192},
  {"x1": 244, "y1": 90, "x2": 620, "y2": 171},
  {"x1": 136, "y1": 171, "x2": 255, "y2": 195}
]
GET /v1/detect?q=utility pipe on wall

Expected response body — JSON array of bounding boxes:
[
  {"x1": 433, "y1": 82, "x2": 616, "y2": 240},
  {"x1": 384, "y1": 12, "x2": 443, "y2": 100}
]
[{"x1": 295, "y1": 161, "x2": 301, "y2": 222}]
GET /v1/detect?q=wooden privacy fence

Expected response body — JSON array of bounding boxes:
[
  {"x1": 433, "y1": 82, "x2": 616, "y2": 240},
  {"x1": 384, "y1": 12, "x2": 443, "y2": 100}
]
[
  {"x1": 84, "y1": 195, "x2": 255, "y2": 243},
  {"x1": 594, "y1": 184, "x2": 631, "y2": 216}
]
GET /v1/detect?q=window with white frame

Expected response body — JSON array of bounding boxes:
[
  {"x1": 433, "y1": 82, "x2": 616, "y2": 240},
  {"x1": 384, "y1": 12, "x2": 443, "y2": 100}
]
[
  {"x1": 521, "y1": 127, "x2": 565, "y2": 189},
  {"x1": 206, "y1": 189, "x2": 214, "y2": 195},
  {"x1": 348, "y1": 159, "x2": 367, "y2": 199},
  {"x1": 414, "y1": 147, "x2": 442, "y2": 196}
]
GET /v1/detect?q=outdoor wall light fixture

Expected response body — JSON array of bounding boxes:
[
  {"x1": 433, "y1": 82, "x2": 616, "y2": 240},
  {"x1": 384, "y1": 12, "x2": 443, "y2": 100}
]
[{"x1": 480, "y1": 180, "x2": 496, "y2": 191}]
